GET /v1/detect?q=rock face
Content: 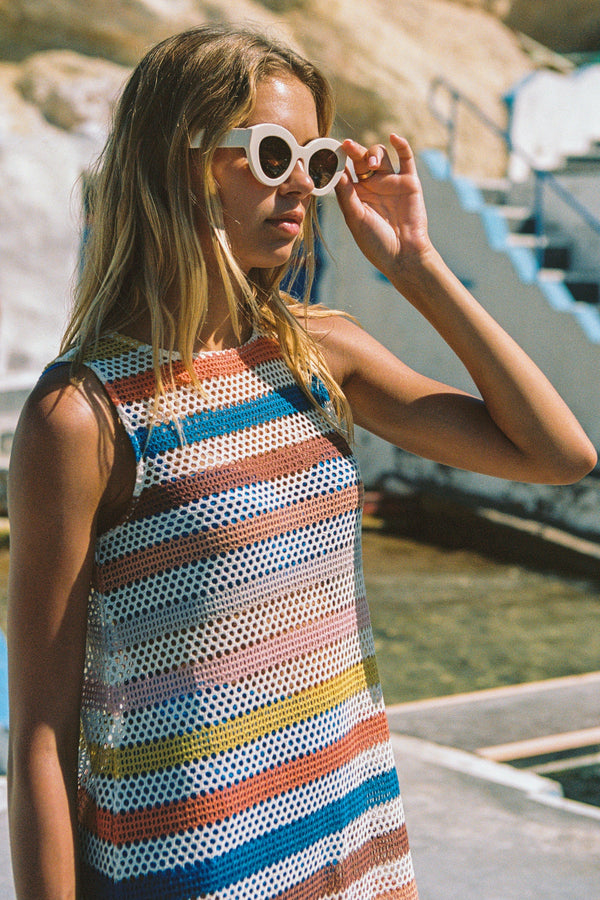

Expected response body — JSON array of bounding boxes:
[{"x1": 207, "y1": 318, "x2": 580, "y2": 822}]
[
  {"x1": 505, "y1": 0, "x2": 600, "y2": 53},
  {"x1": 0, "y1": 0, "x2": 284, "y2": 65},
  {"x1": 0, "y1": 0, "x2": 535, "y2": 373},
  {"x1": 0, "y1": 52, "x2": 128, "y2": 372},
  {"x1": 16, "y1": 50, "x2": 127, "y2": 135},
  {"x1": 446, "y1": 0, "x2": 600, "y2": 54}
]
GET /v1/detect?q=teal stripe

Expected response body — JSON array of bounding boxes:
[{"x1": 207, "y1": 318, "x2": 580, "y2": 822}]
[{"x1": 137, "y1": 384, "x2": 311, "y2": 458}]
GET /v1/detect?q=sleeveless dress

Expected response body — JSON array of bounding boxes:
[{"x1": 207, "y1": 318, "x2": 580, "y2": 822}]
[{"x1": 66, "y1": 331, "x2": 418, "y2": 900}]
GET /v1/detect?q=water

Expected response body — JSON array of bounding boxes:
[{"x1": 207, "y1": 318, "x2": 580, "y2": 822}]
[
  {"x1": 552, "y1": 764, "x2": 600, "y2": 808},
  {"x1": 362, "y1": 527, "x2": 600, "y2": 705}
]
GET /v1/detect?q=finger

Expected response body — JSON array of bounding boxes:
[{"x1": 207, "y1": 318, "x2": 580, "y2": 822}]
[
  {"x1": 341, "y1": 139, "x2": 393, "y2": 177},
  {"x1": 335, "y1": 169, "x2": 368, "y2": 222},
  {"x1": 335, "y1": 167, "x2": 362, "y2": 203},
  {"x1": 389, "y1": 134, "x2": 417, "y2": 175}
]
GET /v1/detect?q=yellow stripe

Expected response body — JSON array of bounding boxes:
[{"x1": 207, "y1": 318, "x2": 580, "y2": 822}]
[{"x1": 85, "y1": 657, "x2": 381, "y2": 779}]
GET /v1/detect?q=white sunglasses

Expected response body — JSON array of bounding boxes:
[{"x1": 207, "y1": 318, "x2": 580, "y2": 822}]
[{"x1": 191, "y1": 123, "x2": 347, "y2": 196}]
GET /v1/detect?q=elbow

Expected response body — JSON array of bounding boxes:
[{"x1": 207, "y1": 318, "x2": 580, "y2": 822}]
[
  {"x1": 547, "y1": 441, "x2": 598, "y2": 485},
  {"x1": 568, "y1": 435, "x2": 597, "y2": 482},
  {"x1": 573, "y1": 446, "x2": 598, "y2": 482}
]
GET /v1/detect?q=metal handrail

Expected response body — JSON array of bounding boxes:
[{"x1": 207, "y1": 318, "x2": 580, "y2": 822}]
[{"x1": 428, "y1": 76, "x2": 600, "y2": 267}]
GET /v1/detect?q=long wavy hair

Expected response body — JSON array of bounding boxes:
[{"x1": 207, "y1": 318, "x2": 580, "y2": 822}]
[{"x1": 62, "y1": 24, "x2": 352, "y2": 435}]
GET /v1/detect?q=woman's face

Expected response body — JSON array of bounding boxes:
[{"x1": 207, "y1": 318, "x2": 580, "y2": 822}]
[{"x1": 198, "y1": 75, "x2": 321, "y2": 273}]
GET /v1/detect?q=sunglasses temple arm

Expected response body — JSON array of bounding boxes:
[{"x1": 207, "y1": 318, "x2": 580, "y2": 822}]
[
  {"x1": 217, "y1": 129, "x2": 250, "y2": 150},
  {"x1": 345, "y1": 158, "x2": 358, "y2": 182},
  {"x1": 190, "y1": 129, "x2": 250, "y2": 150}
]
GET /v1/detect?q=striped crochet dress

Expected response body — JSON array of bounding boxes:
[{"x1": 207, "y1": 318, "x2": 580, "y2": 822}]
[{"x1": 71, "y1": 331, "x2": 418, "y2": 900}]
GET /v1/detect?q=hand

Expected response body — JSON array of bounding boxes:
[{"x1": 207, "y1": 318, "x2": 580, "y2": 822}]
[{"x1": 335, "y1": 134, "x2": 433, "y2": 281}]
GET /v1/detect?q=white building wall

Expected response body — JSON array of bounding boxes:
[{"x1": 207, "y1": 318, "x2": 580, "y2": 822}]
[{"x1": 317, "y1": 152, "x2": 600, "y2": 536}]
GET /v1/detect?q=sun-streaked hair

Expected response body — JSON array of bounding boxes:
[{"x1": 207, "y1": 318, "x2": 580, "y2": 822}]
[{"x1": 61, "y1": 23, "x2": 353, "y2": 436}]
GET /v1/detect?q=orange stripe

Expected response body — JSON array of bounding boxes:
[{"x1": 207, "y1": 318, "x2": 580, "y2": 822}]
[
  {"x1": 105, "y1": 336, "x2": 282, "y2": 404},
  {"x1": 129, "y1": 431, "x2": 353, "y2": 524},
  {"x1": 97, "y1": 482, "x2": 361, "y2": 593},
  {"x1": 276, "y1": 826, "x2": 413, "y2": 900},
  {"x1": 79, "y1": 711, "x2": 391, "y2": 844}
]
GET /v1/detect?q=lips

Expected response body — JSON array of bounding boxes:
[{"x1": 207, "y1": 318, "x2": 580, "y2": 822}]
[{"x1": 266, "y1": 210, "x2": 304, "y2": 228}]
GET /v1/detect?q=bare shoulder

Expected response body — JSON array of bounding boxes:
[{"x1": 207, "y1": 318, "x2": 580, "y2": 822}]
[
  {"x1": 291, "y1": 305, "x2": 372, "y2": 385},
  {"x1": 17, "y1": 363, "x2": 115, "y2": 441},
  {"x1": 9, "y1": 364, "x2": 122, "y2": 517}
]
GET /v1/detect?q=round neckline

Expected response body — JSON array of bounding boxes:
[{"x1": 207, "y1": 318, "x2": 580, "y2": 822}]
[{"x1": 110, "y1": 329, "x2": 261, "y2": 359}]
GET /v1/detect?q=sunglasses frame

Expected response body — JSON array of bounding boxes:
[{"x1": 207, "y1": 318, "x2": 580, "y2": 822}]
[{"x1": 191, "y1": 123, "x2": 347, "y2": 196}]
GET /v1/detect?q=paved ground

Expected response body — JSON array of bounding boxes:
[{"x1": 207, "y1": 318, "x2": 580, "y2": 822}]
[
  {"x1": 393, "y1": 733, "x2": 600, "y2": 900},
  {"x1": 387, "y1": 670, "x2": 600, "y2": 754},
  {"x1": 0, "y1": 674, "x2": 598, "y2": 899},
  {"x1": 391, "y1": 671, "x2": 600, "y2": 900}
]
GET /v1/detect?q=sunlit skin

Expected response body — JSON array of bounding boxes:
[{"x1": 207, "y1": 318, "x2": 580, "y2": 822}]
[{"x1": 6, "y1": 65, "x2": 597, "y2": 900}]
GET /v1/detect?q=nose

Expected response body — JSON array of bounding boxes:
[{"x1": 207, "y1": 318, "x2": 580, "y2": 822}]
[{"x1": 280, "y1": 159, "x2": 314, "y2": 196}]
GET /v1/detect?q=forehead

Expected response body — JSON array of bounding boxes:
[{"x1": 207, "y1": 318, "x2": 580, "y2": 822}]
[{"x1": 245, "y1": 76, "x2": 320, "y2": 141}]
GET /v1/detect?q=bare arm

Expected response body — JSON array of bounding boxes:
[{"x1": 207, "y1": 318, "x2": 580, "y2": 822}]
[
  {"x1": 320, "y1": 135, "x2": 597, "y2": 484},
  {"x1": 7, "y1": 367, "x2": 133, "y2": 899}
]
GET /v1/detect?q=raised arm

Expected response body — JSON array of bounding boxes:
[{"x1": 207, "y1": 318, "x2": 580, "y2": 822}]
[
  {"x1": 324, "y1": 135, "x2": 597, "y2": 484},
  {"x1": 7, "y1": 367, "x2": 133, "y2": 899}
]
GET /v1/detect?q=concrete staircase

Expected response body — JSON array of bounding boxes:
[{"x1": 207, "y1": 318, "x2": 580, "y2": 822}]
[{"x1": 477, "y1": 150, "x2": 600, "y2": 309}]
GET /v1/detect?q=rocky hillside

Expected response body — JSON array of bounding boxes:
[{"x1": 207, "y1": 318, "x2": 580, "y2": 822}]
[
  {"x1": 505, "y1": 0, "x2": 600, "y2": 53},
  {"x1": 0, "y1": 0, "x2": 578, "y2": 373}
]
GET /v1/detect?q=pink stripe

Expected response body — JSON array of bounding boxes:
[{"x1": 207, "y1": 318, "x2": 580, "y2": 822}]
[{"x1": 82, "y1": 595, "x2": 371, "y2": 714}]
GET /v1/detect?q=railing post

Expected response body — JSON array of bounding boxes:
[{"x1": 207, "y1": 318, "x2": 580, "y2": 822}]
[
  {"x1": 447, "y1": 88, "x2": 459, "y2": 173},
  {"x1": 533, "y1": 170, "x2": 547, "y2": 270}
]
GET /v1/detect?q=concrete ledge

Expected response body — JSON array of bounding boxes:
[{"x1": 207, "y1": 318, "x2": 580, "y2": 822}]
[{"x1": 391, "y1": 732, "x2": 600, "y2": 822}]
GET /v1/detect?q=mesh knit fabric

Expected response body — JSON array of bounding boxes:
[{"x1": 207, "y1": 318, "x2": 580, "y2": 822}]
[{"x1": 63, "y1": 332, "x2": 419, "y2": 900}]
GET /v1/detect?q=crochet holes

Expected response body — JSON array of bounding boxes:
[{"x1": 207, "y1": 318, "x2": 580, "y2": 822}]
[{"x1": 75, "y1": 335, "x2": 416, "y2": 899}]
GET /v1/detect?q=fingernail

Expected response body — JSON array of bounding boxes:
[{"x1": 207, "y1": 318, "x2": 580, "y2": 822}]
[{"x1": 368, "y1": 155, "x2": 378, "y2": 167}]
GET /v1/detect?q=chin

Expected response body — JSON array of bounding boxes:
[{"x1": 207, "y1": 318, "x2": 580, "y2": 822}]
[{"x1": 246, "y1": 250, "x2": 296, "y2": 272}]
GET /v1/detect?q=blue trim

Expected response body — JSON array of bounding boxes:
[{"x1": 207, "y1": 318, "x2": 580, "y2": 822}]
[
  {"x1": 137, "y1": 384, "x2": 311, "y2": 458},
  {"x1": 453, "y1": 176, "x2": 483, "y2": 213},
  {"x1": 81, "y1": 768, "x2": 402, "y2": 898},
  {"x1": 505, "y1": 245, "x2": 539, "y2": 284},
  {"x1": 0, "y1": 631, "x2": 8, "y2": 730},
  {"x1": 480, "y1": 207, "x2": 510, "y2": 251},
  {"x1": 538, "y1": 280, "x2": 575, "y2": 313},
  {"x1": 420, "y1": 148, "x2": 451, "y2": 181},
  {"x1": 420, "y1": 149, "x2": 600, "y2": 346},
  {"x1": 573, "y1": 304, "x2": 600, "y2": 344}
]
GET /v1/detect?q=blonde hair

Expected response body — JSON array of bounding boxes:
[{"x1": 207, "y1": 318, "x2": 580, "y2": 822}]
[{"x1": 63, "y1": 24, "x2": 352, "y2": 435}]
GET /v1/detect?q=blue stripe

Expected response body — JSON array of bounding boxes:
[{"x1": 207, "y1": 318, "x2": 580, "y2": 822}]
[
  {"x1": 136, "y1": 384, "x2": 312, "y2": 458},
  {"x1": 81, "y1": 768, "x2": 401, "y2": 898}
]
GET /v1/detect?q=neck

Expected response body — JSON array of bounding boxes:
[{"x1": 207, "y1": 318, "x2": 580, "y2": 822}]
[{"x1": 120, "y1": 282, "x2": 253, "y2": 353}]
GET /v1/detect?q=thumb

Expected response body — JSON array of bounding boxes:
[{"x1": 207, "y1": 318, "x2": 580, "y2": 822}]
[{"x1": 334, "y1": 172, "x2": 365, "y2": 228}]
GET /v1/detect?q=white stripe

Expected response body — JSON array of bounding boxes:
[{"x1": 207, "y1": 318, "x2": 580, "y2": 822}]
[
  {"x1": 96, "y1": 456, "x2": 358, "y2": 564},
  {"x1": 139, "y1": 404, "x2": 339, "y2": 488},
  {"x1": 319, "y1": 857, "x2": 417, "y2": 900},
  {"x1": 96, "y1": 515, "x2": 362, "y2": 652},
  {"x1": 217, "y1": 797, "x2": 408, "y2": 900},
  {"x1": 82, "y1": 745, "x2": 400, "y2": 877},
  {"x1": 79, "y1": 691, "x2": 386, "y2": 811},
  {"x1": 85, "y1": 561, "x2": 364, "y2": 686},
  {"x1": 81, "y1": 628, "x2": 378, "y2": 744}
]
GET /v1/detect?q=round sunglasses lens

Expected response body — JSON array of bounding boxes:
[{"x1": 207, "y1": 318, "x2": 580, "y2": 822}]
[
  {"x1": 258, "y1": 136, "x2": 292, "y2": 179},
  {"x1": 308, "y1": 148, "x2": 339, "y2": 188}
]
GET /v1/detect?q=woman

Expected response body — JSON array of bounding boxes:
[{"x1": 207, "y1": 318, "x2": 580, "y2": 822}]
[{"x1": 7, "y1": 23, "x2": 596, "y2": 900}]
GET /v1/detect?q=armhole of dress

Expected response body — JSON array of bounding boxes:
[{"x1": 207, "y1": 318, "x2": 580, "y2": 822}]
[
  {"x1": 87, "y1": 367, "x2": 147, "y2": 502},
  {"x1": 46, "y1": 356, "x2": 149, "y2": 504}
]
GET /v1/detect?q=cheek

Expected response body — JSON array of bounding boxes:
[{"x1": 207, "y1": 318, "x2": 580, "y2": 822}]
[{"x1": 216, "y1": 177, "x2": 260, "y2": 228}]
